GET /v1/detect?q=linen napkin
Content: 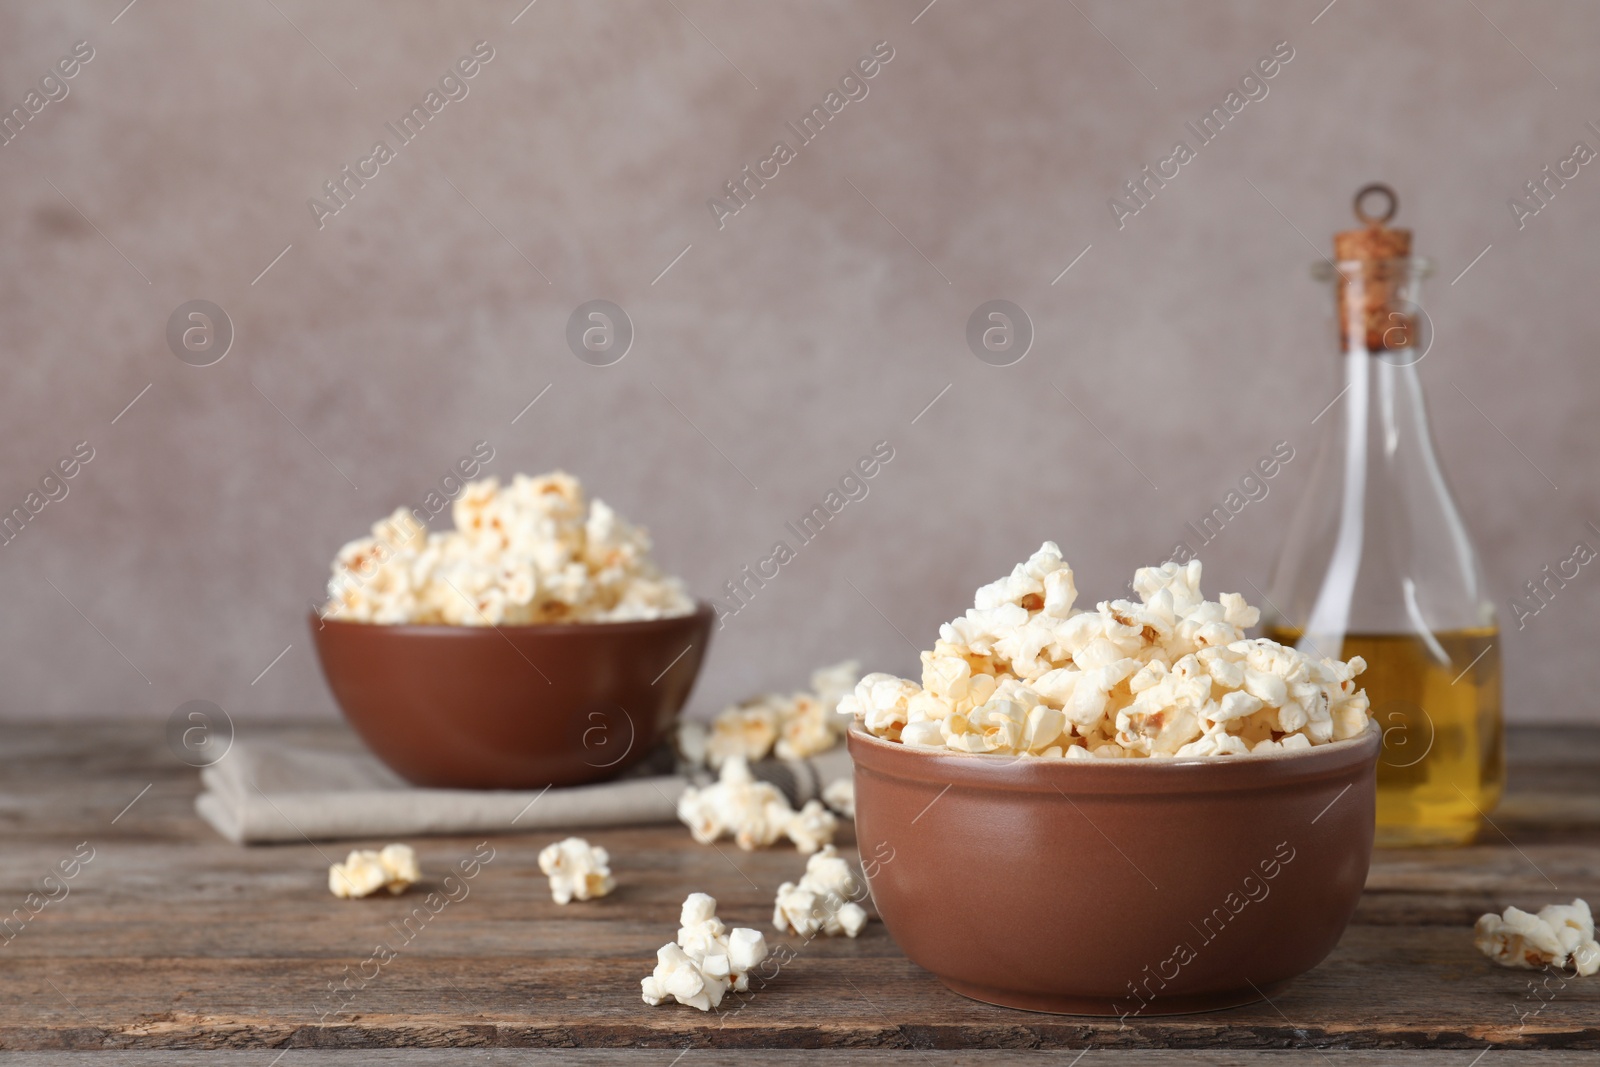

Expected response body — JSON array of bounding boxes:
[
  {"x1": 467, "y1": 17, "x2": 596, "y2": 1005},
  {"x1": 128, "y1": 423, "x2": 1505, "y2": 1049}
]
[{"x1": 195, "y1": 732, "x2": 853, "y2": 845}]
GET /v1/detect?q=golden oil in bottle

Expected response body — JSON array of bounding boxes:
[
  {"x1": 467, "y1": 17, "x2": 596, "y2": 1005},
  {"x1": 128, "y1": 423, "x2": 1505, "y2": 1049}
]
[
  {"x1": 1266, "y1": 626, "x2": 1503, "y2": 847},
  {"x1": 1263, "y1": 186, "x2": 1504, "y2": 848}
]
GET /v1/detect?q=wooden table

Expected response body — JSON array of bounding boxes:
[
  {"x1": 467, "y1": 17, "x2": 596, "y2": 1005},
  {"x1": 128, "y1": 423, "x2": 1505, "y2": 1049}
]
[{"x1": 2, "y1": 723, "x2": 1597, "y2": 1064}]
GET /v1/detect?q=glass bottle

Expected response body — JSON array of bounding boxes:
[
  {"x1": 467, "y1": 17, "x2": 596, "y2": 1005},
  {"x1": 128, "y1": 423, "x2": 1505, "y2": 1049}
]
[{"x1": 1263, "y1": 184, "x2": 1503, "y2": 848}]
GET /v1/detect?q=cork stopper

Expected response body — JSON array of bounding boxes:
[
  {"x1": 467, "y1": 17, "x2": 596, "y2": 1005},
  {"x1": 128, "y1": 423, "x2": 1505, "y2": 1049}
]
[{"x1": 1331, "y1": 184, "x2": 1416, "y2": 352}]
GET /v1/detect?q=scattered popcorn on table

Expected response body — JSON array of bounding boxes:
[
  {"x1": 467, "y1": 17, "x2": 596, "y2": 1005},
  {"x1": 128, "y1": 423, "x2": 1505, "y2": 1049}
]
[
  {"x1": 378, "y1": 843, "x2": 420, "y2": 887},
  {"x1": 773, "y1": 845, "x2": 869, "y2": 939},
  {"x1": 677, "y1": 757, "x2": 837, "y2": 853},
  {"x1": 641, "y1": 893, "x2": 769, "y2": 1010},
  {"x1": 705, "y1": 703, "x2": 781, "y2": 769},
  {"x1": 328, "y1": 851, "x2": 387, "y2": 899},
  {"x1": 321, "y1": 472, "x2": 694, "y2": 625},
  {"x1": 780, "y1": 661, "x2": 861, "y2": 760},
  {"x1": 537, "y1": 837, "x2": 615, "y2": 904},
  {"x1": 840, "y1": 544, "x2": 1372, "y2": 759},
  {"x1": 822, "y1": 778, "x2": 856, "y2": 819},
  {"x1": 328, "y1": 843, "x2": 419, "y2": 898},
  {"x1": 785, "y1": 801, "x2": 839, "y2": 855},
  {"x1": 1475, "y1": 899, "x2": 1600, "y2": 976},
  {"x1": 690, "y1": 660, "x2": 862, "y2": 768},
  {"x1": 675, "y1": 719, "x2": 710, "y2": 769}
]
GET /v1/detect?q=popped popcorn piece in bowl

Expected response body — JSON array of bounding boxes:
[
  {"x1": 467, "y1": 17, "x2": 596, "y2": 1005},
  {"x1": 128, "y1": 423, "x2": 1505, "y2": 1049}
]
[
  {"x1": 537, "y1": 837, "x2": 615, "y2": 904},
  {"x1": 773, "y1": 844, "x2": 869, "y2": 939},
  {"x1": 321, "y1": 473, "x2": 694, "y2": 626},
  {"x1": 309, "y1": 475, "x2": 714, "y2": 791},
  {"x1": 839, "y1": 544, "x2": 1371, "y2": 760},
  {"x1": 329, "y1": 843, "x2": 419, "y2": 898},
  {"x1": 840, "y1": 542, "x2": 1382, "y2": 1015},
  {"x1": 641, "y1": 893, "x2": 769, "y2": 1010},
  {"x1": 1475, "y1": 899, "x2": 1600, "y2": 975}
]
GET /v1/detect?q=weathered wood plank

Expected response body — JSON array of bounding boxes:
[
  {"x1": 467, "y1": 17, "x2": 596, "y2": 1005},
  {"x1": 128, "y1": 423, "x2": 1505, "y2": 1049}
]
[
  {"x1": 3, "y1": 923, "x2": 1595, "y2": 1050},
  {"x1": 1, "y1": 723, "x2": 1596, "y2": 1052},
  {"x1": 8, "y1": 1054, "x2": 1600, "y2": 1066}
]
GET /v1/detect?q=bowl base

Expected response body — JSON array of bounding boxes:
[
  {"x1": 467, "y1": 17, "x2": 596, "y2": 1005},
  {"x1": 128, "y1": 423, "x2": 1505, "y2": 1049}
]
[{"x1": 937, "y1": 975, "x2": 1294, "y2": 1017}]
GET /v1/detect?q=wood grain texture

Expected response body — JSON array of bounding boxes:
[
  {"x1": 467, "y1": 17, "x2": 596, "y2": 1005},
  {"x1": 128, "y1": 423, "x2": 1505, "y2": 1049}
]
[
  {"x1": 0, "y1": 724, "x2": 1596, "y2": 1052},
  {"x1": 7, "y1": 1055, "x2": 1600, "y2": 1067}
]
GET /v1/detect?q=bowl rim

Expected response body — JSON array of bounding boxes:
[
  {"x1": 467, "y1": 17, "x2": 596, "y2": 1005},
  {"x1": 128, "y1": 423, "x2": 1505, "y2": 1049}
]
[
  {"x1": 309, "y1": 599, "x2": 716, "y2": 637},
  {"x1": 847, "y1": 719, "x2": 1381, "y2": 793}
]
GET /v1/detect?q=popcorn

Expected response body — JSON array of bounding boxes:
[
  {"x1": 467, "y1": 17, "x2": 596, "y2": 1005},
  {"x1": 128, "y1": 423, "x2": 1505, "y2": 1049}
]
[
  {"x1": 675, "y1": 719, "x2": 709, "y2": 768},
  {"x1": 822, "y1": 778, "x2": 856, "y2": 819},
  {"x1": 677, "y1": 757, "x2": 837, "y2": 853},
  {"x1": 378, "y1": 843, "x2": 420, "y2": 886},
  {"x1": 328, "y1": 851, "x2": 387, "y2": 899},
  {"x1": 775, "y1": 695, "x2": 841, "y2": 762},
  {"x1": 705, "y1": 702, "x2": 782, "y2": 768},
  {"x1": 785, "y1": 800, "x2": 840, "y2": 855},
  {"x1": 1475, "y1": 899, "x2": 1600, "y2": 976},
  {"x1": 841, "y1": 544, "x2": 1371, "y2": 759},
  {"x1": 773, "y1": 845, "x2": 869, "y2": 939},
  {"x1": 641, "y1": 893, "x2": 769, "y2": 1010},
  {"x1": 838, "y1": 673, "x2": 921, "y2": 743},
  {"x1": 328, "y1": 843, "x2": 420, "y2": 898},
  {"x1": 537, "y1": 837, "x2": 615, "y2": 904},
  {"x1": 690, "y1": 661, "x2": 862, "y2": 768},
  {"x1": 321, "y1": 473, "x2": 694, "y2": 625},
  {"x1": 809, "y1": 660, "x2": 862, "y2": 705}
]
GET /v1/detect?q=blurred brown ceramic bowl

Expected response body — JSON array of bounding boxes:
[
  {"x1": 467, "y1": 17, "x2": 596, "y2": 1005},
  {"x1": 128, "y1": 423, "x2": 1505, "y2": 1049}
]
[
  {"x1": 848, "y1": 721, "x2": 1380, "y2": 1016},
  {"x1": 309, "y1": 603, "x2": 714, "y2": 789}
]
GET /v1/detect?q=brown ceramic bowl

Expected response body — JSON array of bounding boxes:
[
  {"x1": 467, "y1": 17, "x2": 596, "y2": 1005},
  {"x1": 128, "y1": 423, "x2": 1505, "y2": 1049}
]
[
  {"x1": 309, "y1": 604, "x2": 714, "y2": 789},
  {"x1": 848, "y1": 721, "x2": 1380, "y2": 1016}
]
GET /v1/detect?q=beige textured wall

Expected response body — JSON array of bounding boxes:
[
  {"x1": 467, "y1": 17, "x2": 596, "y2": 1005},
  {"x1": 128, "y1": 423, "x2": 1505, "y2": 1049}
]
[{"x1": 0, "y1": 0, "x2": 1595, "y2": 725}]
